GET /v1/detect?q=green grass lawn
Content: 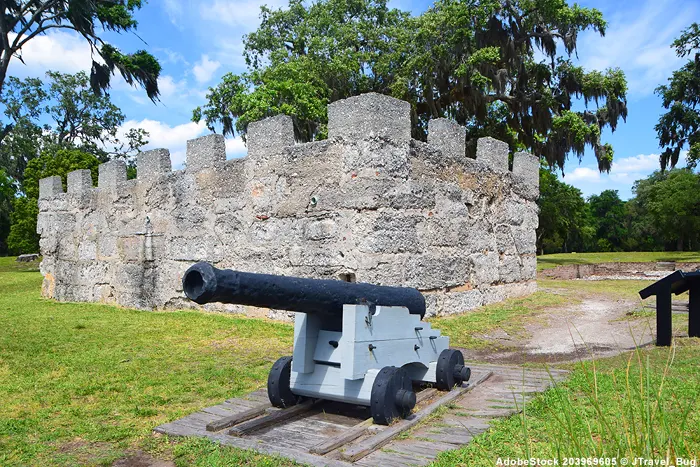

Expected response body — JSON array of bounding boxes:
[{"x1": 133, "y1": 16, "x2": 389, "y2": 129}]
[
  {"x1": 540, "y1": 278, "x2": 654, "y2": 300},
  {"x1": 537, "y1": 251, "x2": 700, "y2": 270},
  {"x1": 0, "y1": 257, "x2": 297, "y2": 466}
]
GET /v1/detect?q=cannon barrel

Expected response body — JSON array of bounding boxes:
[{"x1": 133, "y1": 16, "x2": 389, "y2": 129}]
[{"x1": 182, "y1": 262, "x2": 426, "y2": 318}]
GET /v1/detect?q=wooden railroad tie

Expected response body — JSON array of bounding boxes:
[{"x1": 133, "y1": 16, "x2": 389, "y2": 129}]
[
  {"x1": 340, "y1": 371, "x2": 494, "y2": 463},
  {"x1": 206, "y1": 403, "x2": 271, "y2": 432},
  {"x1": 228, "y1": 399, "x2": 322, "y2": 437},
  {"x1": 308, "y1": 387, "x2": 439, "y2": 456}
]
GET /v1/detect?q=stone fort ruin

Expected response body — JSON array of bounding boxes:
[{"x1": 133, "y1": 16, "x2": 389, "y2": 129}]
[{"x1": 37, "y1": 93, "x2": 539, "y2": 319}]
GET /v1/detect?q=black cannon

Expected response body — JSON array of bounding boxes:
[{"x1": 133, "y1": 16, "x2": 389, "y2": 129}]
[
  {"x1": 182, "y1": 262, "x2": 470, "y2": 425},
  {"x1": 183, "y1": 262, "x2": 426, "y2": 317}
]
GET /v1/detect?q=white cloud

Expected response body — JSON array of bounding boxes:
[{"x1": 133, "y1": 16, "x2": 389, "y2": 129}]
[
  {"x1": 576, "y1": 0, "x2": 699, "y2": 96},
  {"x1": 7, "y1": 31, "x2": 93, "y2": 77},
  {"x1": 120, "y1": 120, "x2": 208, "y2": 167},
  {"x1": 119, "y1": 120, "x2": 248, "y2": 167},
  {"x1": 158, "y1": 75, "x2": 188, "y2": 99},
  {"x1": 155, "y1": 47, "x2": 189, "y2": 66},
  {"x1": 610, "y1": 153, "x2": 660, "y2": 174},
  {"x1": 192, "y1": 55, "x2": 222, "y2": 84},
  {"x1": 226, "y1": 136, "x2": 247, "y2": 158},
  {"x1": 163, "y1": 0, "x2": 184, "y2": 27},
  {"x1": 565, "y1": 167, "x2": 601, "y2": 183},
  {"x1": 199, "y1": 0, "x2": 285, "y2": 29}
]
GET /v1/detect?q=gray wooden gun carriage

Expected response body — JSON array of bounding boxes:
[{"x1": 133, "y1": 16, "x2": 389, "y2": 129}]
[{"x1": 183, "y1": 262, "x2": 471, "y2": 425}]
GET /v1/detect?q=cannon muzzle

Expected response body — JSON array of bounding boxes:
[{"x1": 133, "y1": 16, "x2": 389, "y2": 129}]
[{"x1": 183, "y1": 262, "x2": 426, "y2": 318}]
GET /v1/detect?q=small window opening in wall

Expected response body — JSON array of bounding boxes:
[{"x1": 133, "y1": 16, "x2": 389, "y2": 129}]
[{"x1": 339, "y1": 272, "x2": 356, "y2": 283}]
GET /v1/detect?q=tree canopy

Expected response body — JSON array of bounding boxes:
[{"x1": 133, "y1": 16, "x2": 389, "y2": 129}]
[
  {"x1": 655, "y1": 22, "x2": 699, "y2": 170},
  {"x1": 632, "y1": 169, "x2": 700, "y2": 251},
  {"x1": 0, "y1": 0, "x2": 161, "y2": 100},
  {"x1": 0, "y1": 168, "x2": 14, "y2": 254},
  {"x1": 195, "y1": 0, "x2": 628, "y2": 172},
  {"x1": 537, "y1": 169, "x2": 700, "y2": 254},
  {"x1": 0, "y1": 71, "x2": 149, "y2": 184},
  {"x1": 537, "y1": 168, "x2": 592, "y2": 254}
]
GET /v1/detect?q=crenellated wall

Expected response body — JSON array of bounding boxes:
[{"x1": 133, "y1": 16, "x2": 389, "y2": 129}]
[{"x1": 37, "y1": 93, "x2": 539, "y2": 319}]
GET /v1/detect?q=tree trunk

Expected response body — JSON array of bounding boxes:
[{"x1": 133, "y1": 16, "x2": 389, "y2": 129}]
[
  {"x1": 676, "y1": 237, "x2": 683, "y2": 251},
  {"x1": 0, "y1": 51, "x2": 9, "y2": 95}
]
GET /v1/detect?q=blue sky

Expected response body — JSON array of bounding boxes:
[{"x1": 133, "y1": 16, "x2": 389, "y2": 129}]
[{"x1": 6, "y1": 0, "x2": 698, "y2": 199}]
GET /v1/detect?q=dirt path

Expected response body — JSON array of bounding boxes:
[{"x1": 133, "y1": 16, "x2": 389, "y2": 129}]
[{"x1": 462, "y1": 291, "x2": 656, "y2": 365}]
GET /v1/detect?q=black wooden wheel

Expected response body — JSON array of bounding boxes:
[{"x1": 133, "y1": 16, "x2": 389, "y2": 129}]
[
  {"x1": 370, "y1": 366, "x2": 416, "y2": 425},
  {"x1": 436, "y1": 349, "x2": 471, "y2": 390},
  {"x1": 267, "y1": 356, "x2": 300, "y2": 408}
]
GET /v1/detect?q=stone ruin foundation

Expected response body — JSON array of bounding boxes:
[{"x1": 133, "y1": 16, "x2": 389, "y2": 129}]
[{"x1": 37, "y1": 93, "x2": 539, "y2": 319}]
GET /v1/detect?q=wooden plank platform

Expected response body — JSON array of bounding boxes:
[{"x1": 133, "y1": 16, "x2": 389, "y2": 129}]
[{"x1": 154, "y1": 363, "x2": 568, "y2": 466}]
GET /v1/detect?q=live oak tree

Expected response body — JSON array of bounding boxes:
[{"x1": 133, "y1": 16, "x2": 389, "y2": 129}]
[
  {"x1": 632, "y1": 170, "x2": 700, "y2": 251},
  {"x1": 195, "y1": 0, "x2": 628, "y2": 172},
  {"x1": 587, "y1": 189, "x2": 627, "y2": 252},
  {"x1": 655, "y1": 23, "x2": 700, "y2": 169},
  {"x1": 0, "y1": 71, "x2": 149, "y2": 185},
  {"x1": 0, "y1": 75, "x2": 45, "y2": 180},
  {"x1": 537, "y1": 168, "x2": 593, "y2": 254},
  {"x1": 0, "y1": 0, "x2": 161, "y2": 99},
  {"x1": 0, "y1": 168, "x2": 14, "y2": 254}
]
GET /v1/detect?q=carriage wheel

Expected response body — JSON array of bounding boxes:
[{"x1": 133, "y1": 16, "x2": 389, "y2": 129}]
[
  {"x1": 370, "y1": 366, "x2": 416, "y2": 425},
  {"x1": 436, "y1": 349, "x2": 471, "y2": 390},
  {"x1": 267, "y1": 356, "x2": 300, "y2": 408}
]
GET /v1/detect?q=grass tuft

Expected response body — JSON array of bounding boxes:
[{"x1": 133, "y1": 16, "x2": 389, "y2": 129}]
[
  {"x1": 430, "y1": 292, "x2": 572, "y2": 349},
  {"x1": 537, "y1": 251, "x2": 700, "y2": 270},
  {"x1": 430, "y1": 339, "x2": 700, "y2": 466}
]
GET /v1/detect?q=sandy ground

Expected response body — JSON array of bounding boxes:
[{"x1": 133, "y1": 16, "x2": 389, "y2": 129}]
[{"x1": 462, "y1": 292, "x2": 659, "y2": 365}]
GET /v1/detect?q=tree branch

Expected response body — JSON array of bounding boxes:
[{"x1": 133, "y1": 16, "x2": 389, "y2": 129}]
[{"x1": 10, "y1": 0, "x2": 59, "y2": 49}]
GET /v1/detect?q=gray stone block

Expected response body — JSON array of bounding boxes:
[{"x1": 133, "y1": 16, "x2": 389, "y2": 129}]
[
  {"x1": 428, "y1": 118, "x2": 466, "y2": 161},
  {"x1": 137, "y1": 149, "x2": 172, "y2": 179},
  {"x1": 186, "y1": 134, "x2": 226, "y2": 171},
  {"x1": 521, "y1": 254, "x2": 537, "y2": 280},
  {"x1": 513, "y1": 151, "x2": 539, "y2": 187},
  {"x1": 499, "y1": 255, "x2": 522, "y2": 283},
  {"x1": 468, "y1": 252, "x2": 499, "y2": 287},
  {"x1": 328, "y1": 93, "x2": 411, "y2": 143},
  {"x1": 39, "y1": 176, "x2": 63, "y2": 198},
  {"x1": 247, "y1": 114, "x2": 295, "y2": 156},
  {"x1": 67, "y1": 170, "x2": 93, "y2": 194},
  {"x1": 476, "y1": 137, "x2": 509, "y2": 172},
  {"x1": 98, "y1": 160, "x2": 127, "y2": 190},
  {"x1": 405, "y1": 253, "x2": 471, "y2": 289},
  {"x1": 436, "y1": 289, "x2": 484, "y2": 316}
]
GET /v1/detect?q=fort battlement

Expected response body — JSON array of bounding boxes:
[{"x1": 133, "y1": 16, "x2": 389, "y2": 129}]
[{"x1": 37, "y1": 93, "x2": 539, "y2": 318}]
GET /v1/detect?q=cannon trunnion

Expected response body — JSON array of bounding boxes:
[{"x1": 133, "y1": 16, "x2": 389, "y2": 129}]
[{"x1": 183, "y1": 262, "x2": 471, "y2": 425}]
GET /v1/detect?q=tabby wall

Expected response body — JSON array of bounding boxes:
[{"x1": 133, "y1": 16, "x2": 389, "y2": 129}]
[{"x1": 37, "y1": 93, "x2": 539, "y2": 319}]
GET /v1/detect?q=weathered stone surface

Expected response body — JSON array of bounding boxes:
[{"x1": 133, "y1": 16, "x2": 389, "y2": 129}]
[
  {"x1": 513, "y1": 151, "x2": 539, "y2": 187},
  {"x1": 37, "y1": 93, "x2": 539, "y2": 318},
  {"x1": 247, "y1": 114, "x2": 295, "y2": 156},
  {"x1": 67, "y1": 170, "x2": 93, "y2": 194},
  {"x1": 186, "y1": 134, "x2": 226, "y2": 171},
  {"x1": 328, "y1": 93, "x2": 411, "y2": 144},
  {"x1": 138, "y1": 149, "x2": 172, "y2": 179},
  {"x1": 39, "y1": 176, "x2": 63, "y2": 199},
  {"x1": 428, "y1": 118, "x2": 466, "y2": 161},
  {"x1": 476, "y1": 137, "x2": 509, "y2": 172}
]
